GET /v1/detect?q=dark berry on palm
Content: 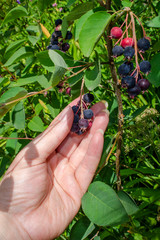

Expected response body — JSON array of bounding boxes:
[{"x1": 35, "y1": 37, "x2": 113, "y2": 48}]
[
  {"x1": 123, "y1": 46, "x2": 135, "y2": 59},
  {"x1": 55, "y1": 19, "x2": 62, "y2": 26},
  {"x1": 73, "y1": 114, "x2": 79, "y2": 123},
  {"x1": 112, "y1": 45, "x2": 124, "y2": 57},
  {"x1": 83, "y1": 93, "x2": 94, "y2": 103},
  {"x1": 127, "y1": 85, "x2": 141, "y2": 98},
  {"x1": 71, "y1": 123, "x2": 79, "y2": 133},
  {"x1": 118, "y1": 63, "x2": 131, "y2": 76},
  {"x1": 83, "y1": 109, "x2": 94, "y2": 119},
  {"x1": 62, "y1": 43, "x2": 70, "y2": 52},
  {"x1": 78, "y1": 119, "x2": 89, "y2": 129},
  {"x1": 139, "y1": 61, "x2": 151, "y2": 74},
  {"x1": 76, "y1": 129, "x2": 84, "y2": 135},
  {"x1": 137, "y1": 38, "x2": 150, "y2": 52},
  {"x1": 138, "y1": 79, "x2": 150, "y2": 90},
  {"x1": 110, "y1": 27, "x2": 123, "y2": 39},
  {"x1": 121, "y1": 76, "x2": 135, "y2": 89},
  {"x1": 72, "y1": 105, "x2": 80, "y2": 114},
  {"x1": 65, "y1": 31, "x2": 72, "y2": 40}
]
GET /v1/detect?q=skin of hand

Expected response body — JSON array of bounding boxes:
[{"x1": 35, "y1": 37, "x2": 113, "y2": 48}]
[{"x1": 0, "y1": 100, "x2": 109, "y2": 240}]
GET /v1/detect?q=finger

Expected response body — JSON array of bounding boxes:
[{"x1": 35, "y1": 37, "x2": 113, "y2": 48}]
[
  {"x1": 68, "y1": 109, "x2": 109, "y2": 170},
  {"x1": 75, "y1": 129, "x2": 104, "y2": 194},
  {"x1": 57, "y1": 101, "x2": 109, "y2": 158}
]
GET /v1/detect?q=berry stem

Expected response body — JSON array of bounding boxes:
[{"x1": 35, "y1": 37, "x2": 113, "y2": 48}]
[
  {"x1": 138, "y1": 50, "x2": 144, "y2": 61},
  {"x1": 130, "y1": 11, "x2": 140, "y2": 81},
  {"x1": 125, "y1": 13, "x2": 129, "y2": 38},
  {"x1": 80, "y1": 77, "x2": 85, "y2": 119}
]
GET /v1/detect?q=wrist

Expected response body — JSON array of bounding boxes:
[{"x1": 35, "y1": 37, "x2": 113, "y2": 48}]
[{"x1": 0, "y1": 212, "x2": 31, "y2": 240}]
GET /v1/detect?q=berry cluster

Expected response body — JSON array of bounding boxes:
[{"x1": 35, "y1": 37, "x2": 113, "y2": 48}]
[
  {"x1": 47, "y1": 19, "x2": 72, "y2": 52},
  {"x1": 110, "y1": 24, "x2": 151, "y2": 99},
  {"x1": 71, "y1": 93, "x2": 94, "y2": 135}
]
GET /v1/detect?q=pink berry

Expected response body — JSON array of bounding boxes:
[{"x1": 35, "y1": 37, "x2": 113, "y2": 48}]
[
  {"x1": 121, "y1": 38, "x2": 134, "y2": 48},
  {"x1": 66, "y1": 87, "x2": 71, "y2": 96},
  {"x1": 110, "y1": 27, "x2": 123, "y2": 39}
]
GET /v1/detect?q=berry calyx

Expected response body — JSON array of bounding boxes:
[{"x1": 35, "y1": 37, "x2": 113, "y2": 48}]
[
  {"x1": 110, "y1": 27, "x2": 123, "y2": 39},
  {"x1": 121, "y1": 38, "x2": 134, "y2": 48}
]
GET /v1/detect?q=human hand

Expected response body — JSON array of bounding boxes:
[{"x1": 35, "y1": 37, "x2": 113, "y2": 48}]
[{"x1": 0, "y1": 100, "x2": 109, "y2": 240}]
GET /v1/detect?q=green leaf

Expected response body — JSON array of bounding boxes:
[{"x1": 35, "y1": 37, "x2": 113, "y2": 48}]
[
  {"x1": 37, "y1": 51, "x2": 55, "y2": 72},
  {"x1": 148, "y1": 53, "x2": 160, "y2": 87},
  {"x1": 10, "y1": 75, "x2": 50, "y2": 88},
  {"x1": 66, "y1": 2, "x2": 94, "y2": 21},
  {"x1": 75, "y1": 10, "x2": 94, "y2": 41},
  {"x1": 6, "y1": 132, "x2": 18, "y2": 155},
  {"x1": 79, "y1": 11, "x2": 112, "y2": 57},
  {"x1": 82, "y1": 181, "x2": 129, "y2": 226},
  {"x1": 4, "y1": 47, "x2": 34, "y2": 66},
  {"x1": 28, "y1": 116, "x2": 45, "y2": 132},
  {"x1": 67, "y1": 0, "x2": 77, "y2": 8},
  {"x1": 117, "y1": 191, "x2": 139, "y2": 216},
  {"x1": 50, "y1": 66, "x2": 66, "y2": 87},
  {"x1": 121, "y1": 0, "x2": 132, "y2": 8},
  {"x1": 48, "y1": 50, "x2": 68, "y2": 69},
  {"x1": 37, "y1": 0, "x2": 52, "y2": 11},
  {"x1": 12, "y1": 101, "x2": 25, "y2": 129},
  {"x1": 0, "y1": 87, "x2": 28, "y2": 119},
  {"x1": 70, "y1": 217, "x2": 95, "y2": 240},
  {"x1": 4, "y1": 39, "x2": 26, "y2": 59},
  {"x1": 68, "y1": 71, "x2": 84, "y2": 86},
  {"x1": 84, "y1": 55, "x2": 101, "y2": 91},
  {"x1": 147, "y1": 14, "x2": 160, "y2": 28},
  {"x1": 3, "y1": 6, "x2": 28, "y2": 25}
]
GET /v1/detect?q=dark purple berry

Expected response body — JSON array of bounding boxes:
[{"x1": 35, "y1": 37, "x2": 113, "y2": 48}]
[
  {"x1": 78, "y1": 119, "x2": 89, "y2": 129},
  {"x1": 83, "y1": 109, "x2": 94, "y2": 119},
  {"x1": 71, "y1": 123, "x2": 79, "y2": 133},
  {"x1": 76, "y1": 129, "x2": 84, "y2": 135},
  {"x1": 73, "y1": 114, "x2": 79, "y2": 123},
  {"x1": 121, "y1": 76, "x2": 135, "y2": 89},
  {"x1": 137, "y1": 38, "x2": 150, "y2": 52},
  {"x1": 127, "y1": 85, "x2": 141, "y2": 98},
  {"x1": 52, "y1": 31, "x2": 62, "y2": 39},
  {"x1": 83, "y1": 93, "x2": 94, "y2": 103},
  {"x1": 112, "y1": 45, "x2": 124, "y2": 57},
  {"x1": 65, "y1": 31, "x2": 72, "y2": 40},
  {"x1": 123, "y1": 46, "x2": 135, "y2": 59},
  {"x1": 118, "y1": 62, "x2": 131, "y2": 76},
  {"x1": 62, "y1": 43, "x2": 70, "y2": 52},
  {"x1": 55, "y1": 19, "x2": 62, "y2": 26},
  {"x1": 72, "y1": 105, "x2": 80, "y2": 114},
  {"x1": 51, "y1": 38, "x2": 59, "y2": 45},
  {"x1": 139, "y1": 61, "x2": 151, "y2": 74},
  {"x1": 50, "y1": 45, "x2": 60, "y2": 50},
  {"x1": 138, "y1": 79, "x2": 150, "y2": 91}
]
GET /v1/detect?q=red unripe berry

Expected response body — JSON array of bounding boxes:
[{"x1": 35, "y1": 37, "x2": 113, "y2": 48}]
[
  {"x1": 110, "y1": 27, "x2": 123, "y2": 39},
  {"x1": 121, "y1": 38, "x2": 134, "y2": 48}
]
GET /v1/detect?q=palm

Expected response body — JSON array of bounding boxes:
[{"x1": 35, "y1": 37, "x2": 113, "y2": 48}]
[{"x1": 0, "y1": 102, "x2": 109, "y2": 240}]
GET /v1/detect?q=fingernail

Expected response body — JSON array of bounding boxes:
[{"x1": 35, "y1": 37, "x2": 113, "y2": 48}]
[
  {"x1": 101, "y1": 100, "x2": 109, "y2": 109},
  {"x1": 102, "y1": 109, "x2": 110, "y2": 116},
  {"x1": 96, "y1": 128, "x2": 104, "y2": 135}
]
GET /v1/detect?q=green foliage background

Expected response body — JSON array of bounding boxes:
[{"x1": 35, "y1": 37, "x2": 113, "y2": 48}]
[{"x1": 0, "y1": 0, "x2": 160, "y2": 239}]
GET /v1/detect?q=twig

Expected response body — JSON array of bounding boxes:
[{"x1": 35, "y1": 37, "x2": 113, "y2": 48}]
[{"x1": 0, "y1": 61, "x2": 17, "y2": 81}]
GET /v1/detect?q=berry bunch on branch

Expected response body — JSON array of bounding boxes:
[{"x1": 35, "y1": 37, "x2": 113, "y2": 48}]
[
  {"x1": 110, "y1": 9, "x2": 151, "y2": 98},
  {"x1": 47, "y1": 19, "x2": 72, "y2": 52}
]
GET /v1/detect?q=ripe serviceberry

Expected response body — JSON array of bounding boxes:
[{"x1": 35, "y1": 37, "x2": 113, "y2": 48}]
[
  {"x1": 83, "y1": 93, "x2": 94, "y2": 103},
  {"x1": 55, "y1": 19, "x2": 62, "y2": 26},
  {"x1": 112, "y1": 45, "x2": 124, "y2": 57},
  {"x1": 62, "y1": 43, "x2": 70, "y2": 52},
  {"x1": 83, "y1": 109, "x2": 94, "y2": 119},
  {"x1": 110, "y1": 27, "x2": 123, "y2": 39},
  {"x1": 73, "y1": 114, "x2": 79, "y2": 123},
  {"x1": 118, "y1": 62, "x2": 132, "y2": 76},
  {"x1": 71, "y1": 123, "x2": 80, "y2": 133},
  {"x1": 121, "y1": 38, "x2": 134, "y2": 48},
  {"x1": 127, "y1": 85, "x2": 141, "y2": 98},
  {"x1": 138, "y1": 79, "x2": 150, "y2": 91},
  {"x1": 78, "y1": 119, "x2": 89, "y2": 129},
  {"x1": 123, "y1": 46, "x2": 135, "y2": 59},
  {"x1": 137, "y1": 38, "x2": 150, "y2": 52},
  {"x1": 139, "y1": 60, "x2": 151, "y2": 74},
  {"x1": 72, "y1": 105, "x2": 80, "y2": 114},
  {"x1": 65, "y1": 31, "x2": 72, "y2": 40},
  {"x1": 121, "y1": 76, "x2": 135, "y2": 89}
]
